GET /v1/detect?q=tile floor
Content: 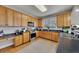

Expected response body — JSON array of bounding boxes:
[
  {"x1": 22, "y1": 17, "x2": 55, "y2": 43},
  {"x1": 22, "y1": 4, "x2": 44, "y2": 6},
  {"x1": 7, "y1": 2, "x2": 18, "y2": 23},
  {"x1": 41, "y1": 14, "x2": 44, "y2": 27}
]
[
  {"x1": 18, "y1": 38, "x2": 58, "y2": 53},
  {"x1": 0, "y1": 38, "x2": 58, "y2": 53}
]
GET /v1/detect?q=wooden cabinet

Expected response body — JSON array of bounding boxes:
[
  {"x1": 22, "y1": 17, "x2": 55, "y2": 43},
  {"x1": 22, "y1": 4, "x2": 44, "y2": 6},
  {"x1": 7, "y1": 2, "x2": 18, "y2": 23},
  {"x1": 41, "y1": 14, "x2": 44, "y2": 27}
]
[
  {"x1": 44, "y1": 31, "x2": 51, "y2": 39},
  {"x1": 0, "y1": 6, "x2": 6, "y2": 26},
  {"x1": 22, "y1": 32, "x2": 30, "y2": 43},
  {"x1": 27, "y1": 16, "x2": 39, "y2": 27},
  {"x1": 57, "y1": 15, "x2": 64, "y2": 27},
  {"x1": 39, "y1": 31, "x2": 51, "y2": 39},
  {"x1": 14, "y1": 35, "x2": 22, "y2": 46},
  {"x1": 38, "y1": 31, "x2": 59, "y2": 42},
  {"x1": 14, "y1": 11, "x2": 22, "y2": 26},
  {"x1": 0, "y1": 6, "x2": 39, "y2": 27},
  {"x1": 57, "y1": 12, "x2": 71, "y2": 27},
  {"x1": 51, "y1": 32, "x2": 59, "y2": 42},
  {"x1": 22, "y1": 14, "x2": 28, "y2": 26},
  {"x1": 7, "y1": 9, "x2": 14, "y2": 26},
  {"x1": 38, "y1": 19, "x2": 42, "y2": 27},
  {"x1": 63, "y1": 12, "x2": 71, "y2": 27},
  {"x1": 36, "y1": 31, "x2": 40, "y2": 37}
]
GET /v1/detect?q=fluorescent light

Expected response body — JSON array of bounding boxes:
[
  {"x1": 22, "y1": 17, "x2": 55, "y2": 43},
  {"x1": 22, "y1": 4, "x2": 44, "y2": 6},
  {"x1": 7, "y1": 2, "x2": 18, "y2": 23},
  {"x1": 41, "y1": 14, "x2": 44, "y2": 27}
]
[
  {"x1": 75, "y1": 9, "x2": 79, "y2": 12},
  {"x1": 35, "y1": 5, "x2": 47, "y2": 12}
]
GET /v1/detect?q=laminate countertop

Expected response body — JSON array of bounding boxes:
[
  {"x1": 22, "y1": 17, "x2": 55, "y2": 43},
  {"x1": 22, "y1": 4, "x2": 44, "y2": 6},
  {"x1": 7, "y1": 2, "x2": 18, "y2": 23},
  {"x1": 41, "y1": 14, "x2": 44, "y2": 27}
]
[
  {"x1": 0, "y1": 31, "x2": 29, "y2": 41},
  {"x1": 56, "y1": 37, "x2": 79, "y2": 53},
  {"x1": 37, "y1": 30, "x2": 63, "y2": 32}
]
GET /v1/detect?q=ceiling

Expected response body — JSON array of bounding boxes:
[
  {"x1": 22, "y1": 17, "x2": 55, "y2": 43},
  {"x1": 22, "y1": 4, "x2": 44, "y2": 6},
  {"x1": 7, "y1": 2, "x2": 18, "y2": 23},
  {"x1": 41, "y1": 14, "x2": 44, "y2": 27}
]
[{"x1": 4, "y1": 5, "x2": 73, "y2": 18}]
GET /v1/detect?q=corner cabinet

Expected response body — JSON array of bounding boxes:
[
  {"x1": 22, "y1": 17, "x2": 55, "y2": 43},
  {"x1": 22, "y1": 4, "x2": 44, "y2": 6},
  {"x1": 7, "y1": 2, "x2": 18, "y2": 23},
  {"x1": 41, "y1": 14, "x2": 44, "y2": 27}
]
[
  {"x1": 38, "y1": 31, "x2": 59, "y2": 42},
  {"x1": 0, "y1": 6, "x2": 6, "y2": 26},
  {"x1": 56, "y1": 12, "x2": 71, "y2": 27}
]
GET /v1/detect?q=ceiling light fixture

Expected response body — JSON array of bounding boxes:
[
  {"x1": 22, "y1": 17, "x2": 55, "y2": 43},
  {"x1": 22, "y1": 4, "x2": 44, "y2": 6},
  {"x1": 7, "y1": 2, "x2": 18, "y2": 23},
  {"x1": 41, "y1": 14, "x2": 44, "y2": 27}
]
[{"x1": 34, "y1": 5, "x2": 47, "y2": 12}]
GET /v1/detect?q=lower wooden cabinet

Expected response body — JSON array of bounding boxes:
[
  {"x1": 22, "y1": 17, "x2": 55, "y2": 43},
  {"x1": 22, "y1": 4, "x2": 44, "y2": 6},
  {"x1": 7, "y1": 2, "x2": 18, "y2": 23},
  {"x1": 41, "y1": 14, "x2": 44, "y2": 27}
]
[
  {"x1": 14, "y1": 35, "x2": 22, "y2": 46},
  {"x1": 36, "y1": 31, "x2": 39, "y2": 38},
  {"x1": 22, "y1": 32, "x2": 30, "y2": 43},
  {"x1": 38, "y1": 31, "x2": 59, "y2": 42},
  {"x1": 51, "y1": 32, "x2": 59, "y2": 42},
  {"x1": 41, "y1": 31, "x2": 51, "y2": 39}
]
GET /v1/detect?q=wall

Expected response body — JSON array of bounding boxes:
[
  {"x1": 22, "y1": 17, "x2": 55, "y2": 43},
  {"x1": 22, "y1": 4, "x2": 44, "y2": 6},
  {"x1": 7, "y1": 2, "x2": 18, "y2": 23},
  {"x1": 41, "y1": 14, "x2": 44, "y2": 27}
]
[
  {"x1": 0, "y1": 27, "x2": 24, "y2": 34},
  {"x1": 71, "y1": 6, "x2": 79, "y2": 25},
  {"x1": 42, "y1": 15, "x2": 57, "y2": 28}
]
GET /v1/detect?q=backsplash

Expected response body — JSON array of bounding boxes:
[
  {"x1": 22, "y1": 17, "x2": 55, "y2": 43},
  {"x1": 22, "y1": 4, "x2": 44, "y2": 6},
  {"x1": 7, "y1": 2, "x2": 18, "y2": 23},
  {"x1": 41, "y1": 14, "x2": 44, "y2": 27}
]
[{"x1": 0, "y1": 27, "x2": 25, "y2": 34}]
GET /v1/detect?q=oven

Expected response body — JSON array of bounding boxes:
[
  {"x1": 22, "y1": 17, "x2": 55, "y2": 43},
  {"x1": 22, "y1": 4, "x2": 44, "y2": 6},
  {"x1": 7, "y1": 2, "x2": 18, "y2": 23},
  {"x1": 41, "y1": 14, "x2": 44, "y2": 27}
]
[
  {"x1": 30, "y1": 32, "x2": 36, "y2": 41},
  {"x1": 31, "y1": 32, "x2": 36, "y2": 38}
]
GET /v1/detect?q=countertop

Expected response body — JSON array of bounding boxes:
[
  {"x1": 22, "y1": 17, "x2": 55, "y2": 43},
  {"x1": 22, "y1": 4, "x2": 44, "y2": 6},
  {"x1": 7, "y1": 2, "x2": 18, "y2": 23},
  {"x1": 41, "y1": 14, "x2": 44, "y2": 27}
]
[
  {"x1": 56, "y1": 34, "x2": 79, "y2": 53},
  {"x1": 37, "y1": 29, "x2": 63, "y2": 32},
  {"x1": 0, "y1": 31, "x2": 29, "y2": 41}
]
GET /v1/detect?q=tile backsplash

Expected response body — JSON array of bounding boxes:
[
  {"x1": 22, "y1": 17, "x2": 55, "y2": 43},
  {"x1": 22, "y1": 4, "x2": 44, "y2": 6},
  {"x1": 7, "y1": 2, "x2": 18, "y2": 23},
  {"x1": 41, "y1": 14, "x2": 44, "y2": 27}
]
[{"x1": 0, "y1": 27, "x2": 24, "y2": 34}]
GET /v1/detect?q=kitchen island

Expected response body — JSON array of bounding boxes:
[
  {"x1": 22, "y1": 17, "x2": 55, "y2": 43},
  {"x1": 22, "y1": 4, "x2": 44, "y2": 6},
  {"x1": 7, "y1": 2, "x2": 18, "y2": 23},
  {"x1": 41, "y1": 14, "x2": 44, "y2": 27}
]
[{"x1": 57, "y1": 34, "x2": 79, "y2": 53}]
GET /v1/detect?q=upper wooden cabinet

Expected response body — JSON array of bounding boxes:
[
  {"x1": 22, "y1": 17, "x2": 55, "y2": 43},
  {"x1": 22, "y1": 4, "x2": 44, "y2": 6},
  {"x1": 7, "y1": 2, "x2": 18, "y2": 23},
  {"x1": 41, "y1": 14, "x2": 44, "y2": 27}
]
[
  {"x1": 7, "y1": 9, "x2": 14, "y2": 26},
  {"x1": 63, "y1": 12, "x2": 71, "y2": 27},
  {"x1": 22, "y1": 14, "x2": 28, "y2": 26},
  {"x1": 0, "y1": 6, "x2": 6, "y2": 26},
  {"x1": 38, "y1": 19, "x2": 42, "y2": 27},
  {"x1": 14, "y1": 11, "x2": 22, "y2": 26},
  {"x1": 27, "y1": 16, "x2": 39, "y2": 27},
  {"x1": 57, "y1": 14, "x2": 64, "y2": 27},
  {"x1": 56, "y1": 12, "x2": 71, "y2": 27},
  {"x1": 0, "y1": 6, "x2": 38, "y2": 27}
]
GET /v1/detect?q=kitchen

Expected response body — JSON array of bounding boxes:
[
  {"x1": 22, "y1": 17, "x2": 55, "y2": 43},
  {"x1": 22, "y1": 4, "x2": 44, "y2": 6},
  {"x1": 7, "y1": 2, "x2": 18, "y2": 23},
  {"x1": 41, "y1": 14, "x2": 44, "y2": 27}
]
[{"x1": 0, "y1": 5, "x2": 79, "y2": 53}]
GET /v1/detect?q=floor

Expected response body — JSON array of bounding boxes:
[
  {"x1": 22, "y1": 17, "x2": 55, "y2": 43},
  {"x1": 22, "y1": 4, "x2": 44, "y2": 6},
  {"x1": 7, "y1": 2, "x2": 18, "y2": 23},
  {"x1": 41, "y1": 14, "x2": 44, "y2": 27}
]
[{"x1": 0, "y1": 38, "x2": 58, "y2": 53}]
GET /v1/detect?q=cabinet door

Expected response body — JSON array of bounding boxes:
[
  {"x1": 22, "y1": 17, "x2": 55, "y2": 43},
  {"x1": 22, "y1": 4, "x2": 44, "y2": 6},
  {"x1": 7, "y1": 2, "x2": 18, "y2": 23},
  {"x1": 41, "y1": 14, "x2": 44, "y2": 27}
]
[
  {"x1": 27, "y1": 16, "x2": 32, "y2": 22},
  {"x1": 38, "y1": 19, "x2": 42, "y2": 27},
  {"x1": 39, "y1": 31, "x2": 51, "y2": 39},
  {"x1": 57, "y1": 12, "x2": 71, "y2": 27},
  {"x1": 57, "y1": 15, "x2": 63, "y2": 27},
  {"x1": 64, "y1": 12, "x2": 71, "y2": 27},
  {"x1": 0, "y1": 6, "x2": 6, "y2": 26},
  {"x1": 45, "y1": 32, "x2": 51, "y2": 39},
  {"x1": 36, "y1": 31, "x2": 39, "y2": 37},
  {"x1": 51, "y1": 32, "x2": 59, "y2": 42},
  {"x1": 22, "y1": 14, "x2": 28, "y2": 26},
  {"x1": 14, "y1": 11, "x2": 22, "y2": 26},
  {"x1": 23, "y1": 32, "x2": 29, "y2": 43},
  {"x1": 7, "y1": 9, "x2": 13, "y2": 26},
  {"x1": 14, "y1": 35, "x2": 22, "y2": 46}
]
